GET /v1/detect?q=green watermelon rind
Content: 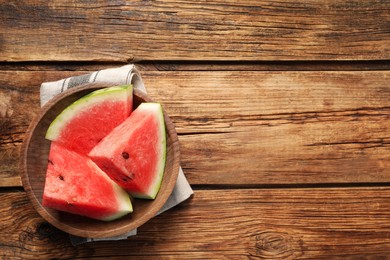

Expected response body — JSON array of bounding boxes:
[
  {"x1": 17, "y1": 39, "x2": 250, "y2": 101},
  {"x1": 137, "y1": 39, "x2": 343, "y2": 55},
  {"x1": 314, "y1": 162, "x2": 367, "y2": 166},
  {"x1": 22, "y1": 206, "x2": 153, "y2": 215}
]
[
  {"x1": 86, "y1": 159, "x2": 133, "y2": 221},
  {"x1": 130, "y1": 103, "x2": 166, "y2": 200},
  {"x1": 95, "y1": 161, "x2": 134, "y2": 221},
  {"x1": 43, "y1": 144, "x2": 133, "y2": 221},
  {"x1": 45, "y1": 85, "x2": 133, "y2": 141}
]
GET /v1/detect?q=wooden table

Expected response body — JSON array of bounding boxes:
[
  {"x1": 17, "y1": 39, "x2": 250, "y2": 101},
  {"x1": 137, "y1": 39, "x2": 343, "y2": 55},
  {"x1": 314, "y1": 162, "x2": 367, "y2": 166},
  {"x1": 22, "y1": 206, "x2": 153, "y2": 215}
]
[{"x1": 1, "y1": 1, "x2": 390, "y2": 259}]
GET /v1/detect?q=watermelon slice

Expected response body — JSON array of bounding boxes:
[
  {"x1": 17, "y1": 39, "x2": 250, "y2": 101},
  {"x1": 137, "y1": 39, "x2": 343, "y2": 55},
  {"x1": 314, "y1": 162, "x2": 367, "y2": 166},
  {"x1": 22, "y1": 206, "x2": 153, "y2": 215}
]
[
  {"x1": 45, "y1": 85, "x2": 133, "y2": 155},
  {"x1": 89, "y1": 103, "x2": 166, "y2": 199},
  {"x1": 42, "y1": 142, "x2": 133, "y2": 221}
]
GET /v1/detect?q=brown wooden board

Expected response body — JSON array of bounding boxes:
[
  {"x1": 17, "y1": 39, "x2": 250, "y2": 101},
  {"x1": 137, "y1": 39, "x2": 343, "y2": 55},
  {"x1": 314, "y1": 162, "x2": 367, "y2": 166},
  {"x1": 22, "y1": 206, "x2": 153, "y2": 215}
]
[
  {"x1": 0, "y1": 70, "x2": 389, "y2": 187},
  {"x1": 1, "y1": 188, "x2": 390, "y2": 259},
  {"x1": 0, "y1": 70, "x2": 88, "y2": 187},
  {"x1": 1, "y1": 1, "x2": 389, "y2": 62}
]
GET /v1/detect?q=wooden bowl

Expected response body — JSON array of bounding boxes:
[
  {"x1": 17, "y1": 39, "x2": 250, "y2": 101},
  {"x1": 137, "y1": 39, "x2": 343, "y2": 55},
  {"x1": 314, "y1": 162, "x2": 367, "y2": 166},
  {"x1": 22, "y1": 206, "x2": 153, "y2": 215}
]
[{"x1": 20, "y1": 82, "x2": 180, "y2": 238}]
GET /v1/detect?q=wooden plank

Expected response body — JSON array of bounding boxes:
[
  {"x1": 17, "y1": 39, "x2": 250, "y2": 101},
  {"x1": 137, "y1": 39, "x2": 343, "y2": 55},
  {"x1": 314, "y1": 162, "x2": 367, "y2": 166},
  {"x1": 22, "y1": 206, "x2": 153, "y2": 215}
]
[
  {"x1": 1, "y1": 70, "x2": 389, "y2": 186},
  {"x1": 0, "y1": 70, "x2": 88, "y2": 187},
  {"x1": 146, "y1": 70, "x2": 390, "y2": 185},
  {"x1": 0, "y1": 176, "x2": 21, "y2": 187},
  {"x1": 1, "y1": 1, "x2": 389, "y2": 62},
  {"x1": 2, "y1": 60, "x2": 390, "y2": 72},
  {"x1": 145, "y1": 60, "x2": 390, "y2": 72},
  {"x1": 1, "y1": 188, "x2": 390, "y2": 258}
]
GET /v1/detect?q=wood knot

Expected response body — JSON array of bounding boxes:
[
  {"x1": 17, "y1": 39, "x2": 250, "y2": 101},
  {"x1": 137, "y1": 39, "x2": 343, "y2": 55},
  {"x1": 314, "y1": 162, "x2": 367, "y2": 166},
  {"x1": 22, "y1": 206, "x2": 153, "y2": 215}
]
[
  {"x1": 37, "y1": 222, "x2": 57, "y2": 240},
  {"x1": 36, "y1": 222, "x2": 67, "y2": 243},
  {"x1": 253, "y1": 231, "x2": 302, "y2": 259},
  {"x1": 257, "y1": 232, "x2": 287, "y2": 253}
]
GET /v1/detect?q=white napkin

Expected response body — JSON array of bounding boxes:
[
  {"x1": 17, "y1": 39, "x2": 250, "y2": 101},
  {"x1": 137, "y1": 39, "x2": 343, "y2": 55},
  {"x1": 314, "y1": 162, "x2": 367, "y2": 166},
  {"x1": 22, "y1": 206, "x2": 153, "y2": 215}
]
[{"x1": 40, "y1": 64, "x2": 193, "y2": 245}]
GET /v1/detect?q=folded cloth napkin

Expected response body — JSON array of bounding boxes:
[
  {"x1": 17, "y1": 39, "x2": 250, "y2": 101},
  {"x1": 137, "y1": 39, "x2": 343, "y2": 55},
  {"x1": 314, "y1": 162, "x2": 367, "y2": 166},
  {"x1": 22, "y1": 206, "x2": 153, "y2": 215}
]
[{"x1": 40, "y1": 64, "x2": 193, "y2": 246}]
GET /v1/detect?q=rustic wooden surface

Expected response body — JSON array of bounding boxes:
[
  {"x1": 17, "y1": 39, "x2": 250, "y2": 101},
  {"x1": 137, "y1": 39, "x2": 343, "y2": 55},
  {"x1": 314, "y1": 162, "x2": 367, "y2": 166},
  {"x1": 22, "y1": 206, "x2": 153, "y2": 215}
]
[
  {"x1": 1, "y1": 188, "x2": 390, "y2": 259},
  {"x1": 2, "y1": 70, "x2": 389, "y2": 187},
  {"x1": 1, "y1": 0, "x2": 390, "y2": 61},
  {"x1": 1, "y1": 0, "x2": 390, "y2": 259}
]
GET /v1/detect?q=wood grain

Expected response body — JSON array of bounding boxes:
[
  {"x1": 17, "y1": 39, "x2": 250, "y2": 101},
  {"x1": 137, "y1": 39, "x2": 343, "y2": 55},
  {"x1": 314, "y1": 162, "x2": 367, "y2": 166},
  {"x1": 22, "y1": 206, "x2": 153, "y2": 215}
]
[
  {"x1": 145, "y1": 70, "x2": 390, "y2": 185},
  {"x1": 0, "y1": 0, "x2": 389, "y2": 62},
  {"x1": 1, "y1": 69, "x2": 389, "y2": 186},
  {"x1": 2, "y1": 60, "x2": 390, "y2": 72},
  {"x1": 1, "y1": 188, "x2": 390, "y2": 259},
  {"x1": 0, "y1": 70, "x2": 88, "y2": 187}
]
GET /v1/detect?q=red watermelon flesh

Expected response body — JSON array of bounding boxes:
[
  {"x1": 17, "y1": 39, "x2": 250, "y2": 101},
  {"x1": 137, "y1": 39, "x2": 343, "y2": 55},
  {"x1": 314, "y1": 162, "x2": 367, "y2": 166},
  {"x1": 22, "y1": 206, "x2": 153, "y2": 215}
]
[
  {"x1": 45, "y1": 85, "x2": 133, "y2": 155},
  {"x1": 89, "y1": 103, "x2": 166, "y2": 199},
  {"x1": 42, "y1": 142, "x2": 133, "y2": 221}
]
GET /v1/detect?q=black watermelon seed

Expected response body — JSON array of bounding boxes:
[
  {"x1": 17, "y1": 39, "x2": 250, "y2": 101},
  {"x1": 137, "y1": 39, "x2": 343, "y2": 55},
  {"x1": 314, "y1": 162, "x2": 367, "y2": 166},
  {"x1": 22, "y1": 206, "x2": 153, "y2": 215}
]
[
  {"x1": 48, "y1": 159, "x2": 54, "y2": 165},
  {"x1": 59, "y1": 175, "x2": 64, "y2": 181},
  {"x1": 122, "y1": 152, "x2": 129, "y2": 159},
  {"x1": 122, "y1": 173, "x2": 135, "y2": 182}
]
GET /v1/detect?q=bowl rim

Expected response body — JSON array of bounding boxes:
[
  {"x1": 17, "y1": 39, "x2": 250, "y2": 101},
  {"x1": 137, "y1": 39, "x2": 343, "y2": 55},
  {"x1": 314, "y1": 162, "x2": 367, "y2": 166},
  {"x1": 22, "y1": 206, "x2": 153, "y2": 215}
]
[{"x1": 20, "y1": 83, "x2": 180, "y2": 238}]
